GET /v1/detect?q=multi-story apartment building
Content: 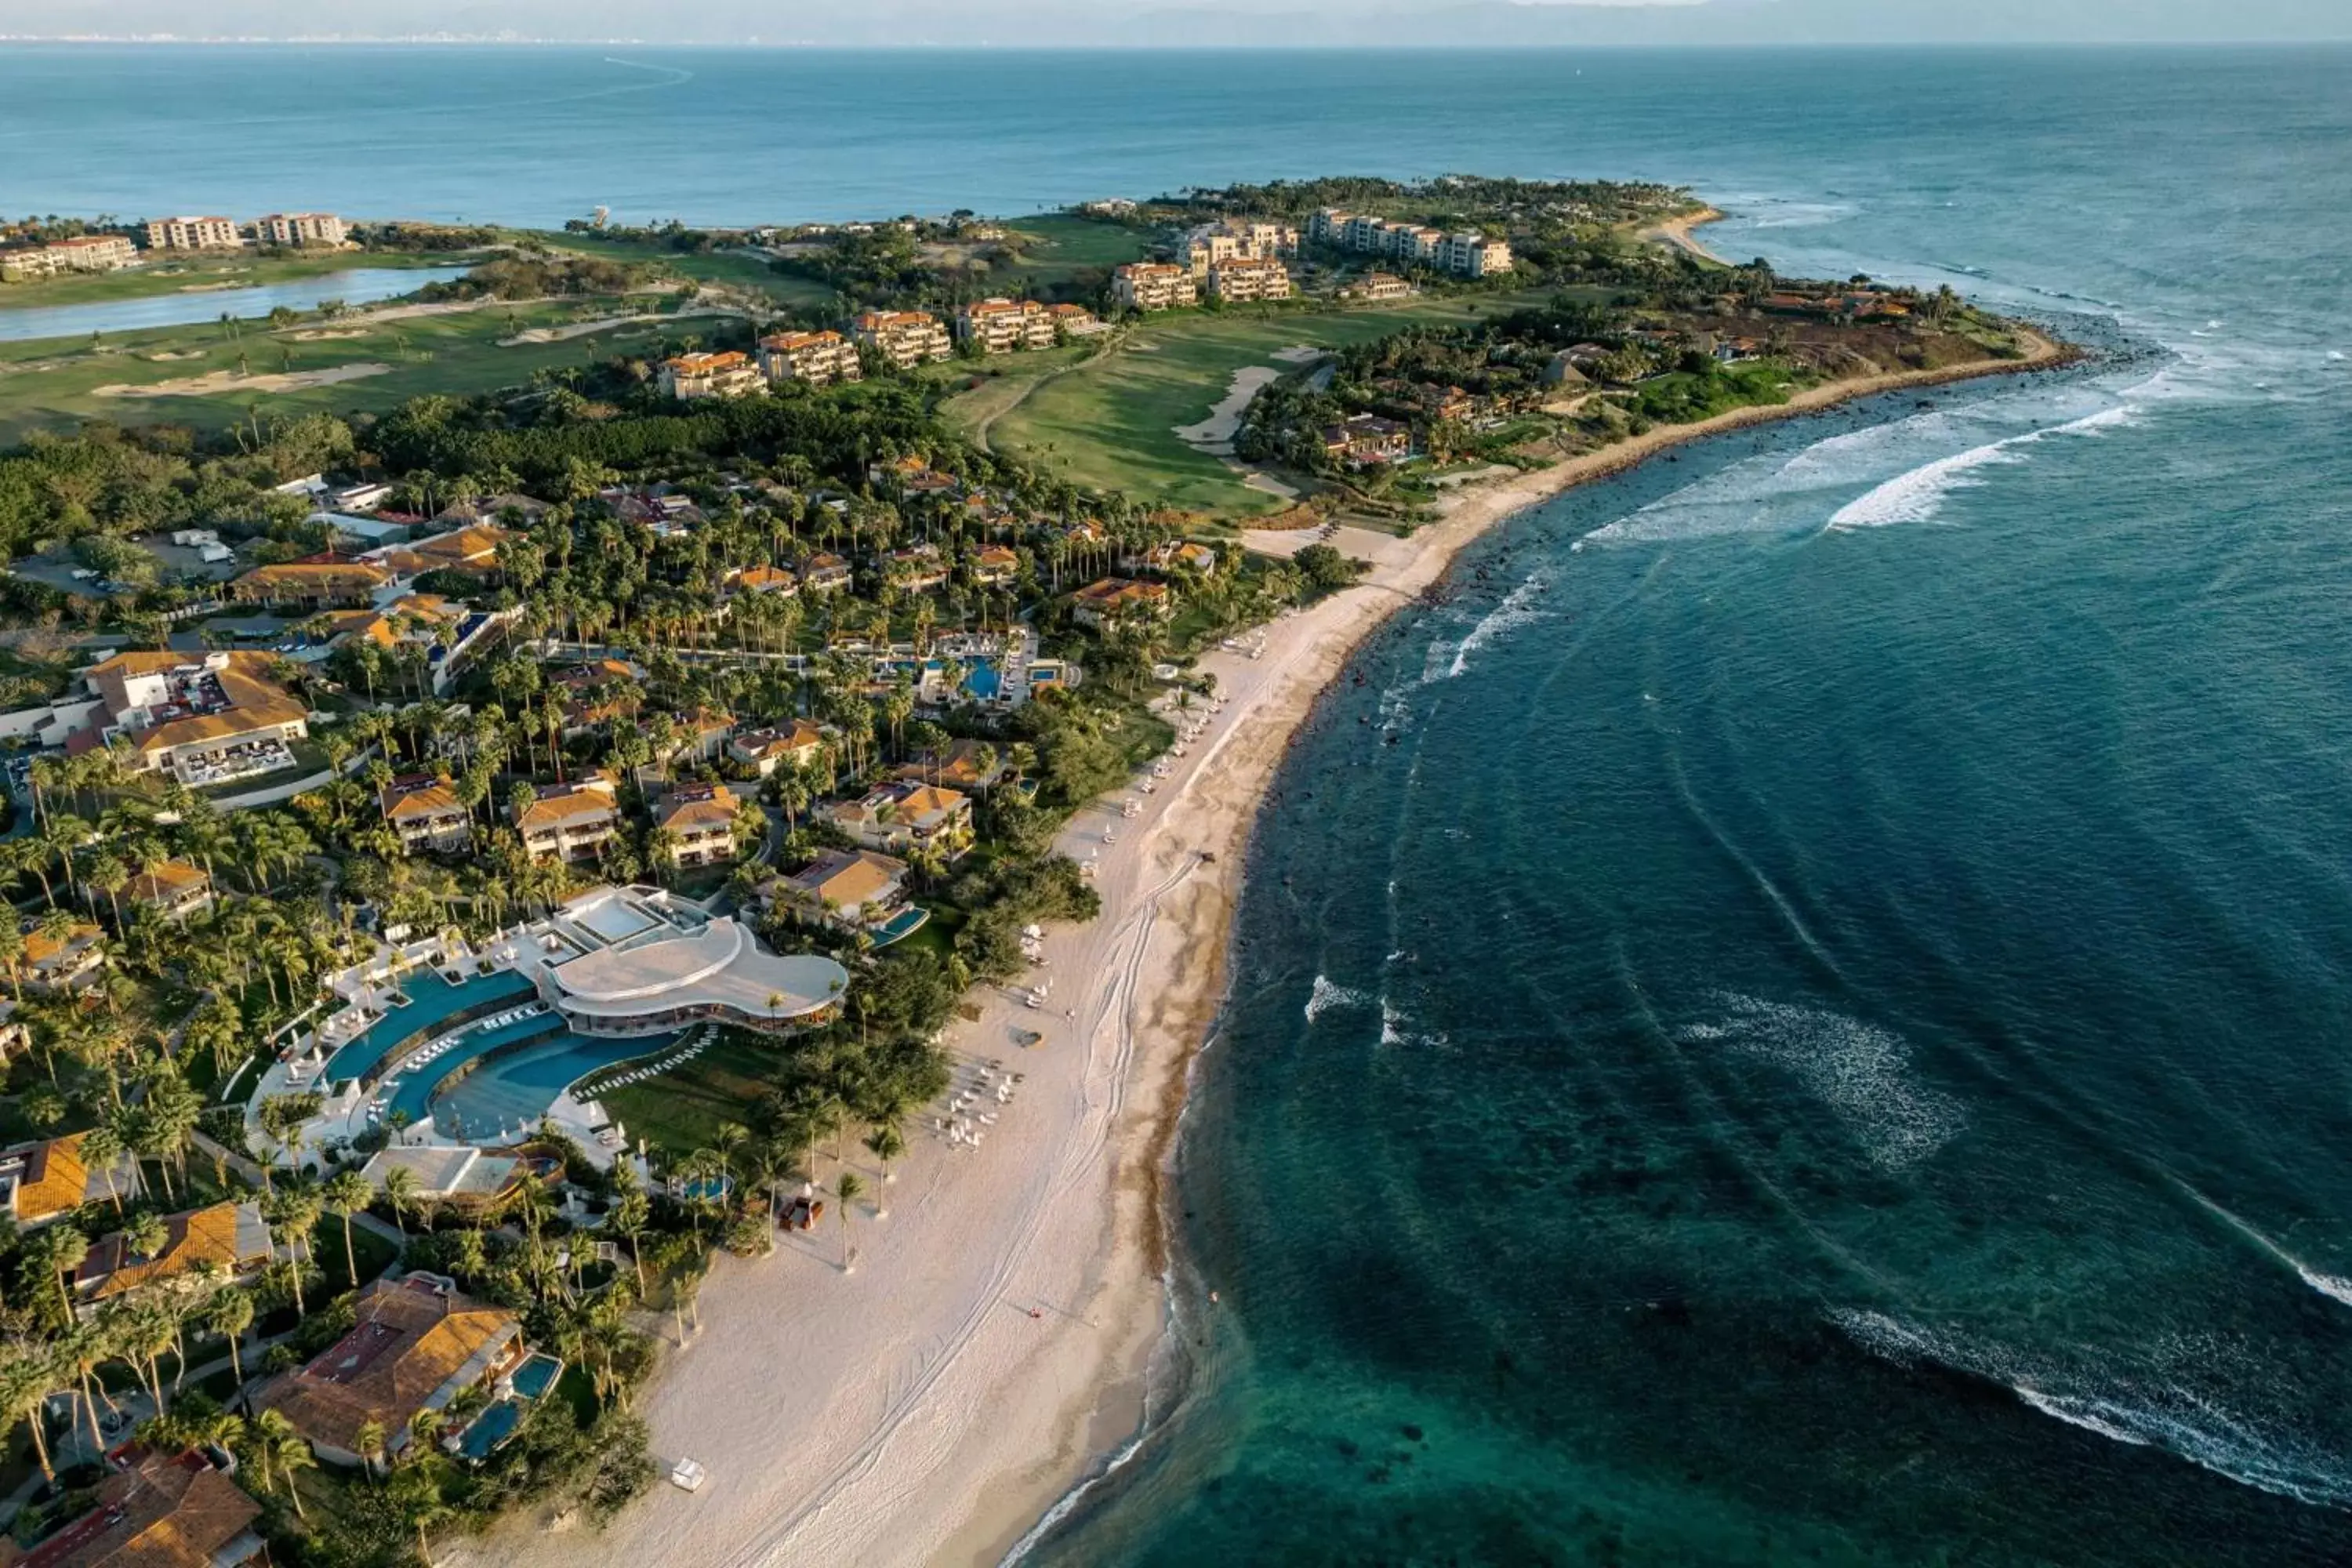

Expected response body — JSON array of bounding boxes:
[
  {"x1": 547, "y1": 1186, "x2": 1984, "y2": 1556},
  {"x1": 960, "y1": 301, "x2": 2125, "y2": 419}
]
[
  {"x1": 143, "y1": 216, "x2": 241, "y2": 251},
  {"x1": 1112, "y1": 263, "x2": 1197, "y2": 313},
  {"x1": 954, "y1": 297, "x2": 1059, "y2": 354},
  {"x1": 255, "y1": 212, "x2": 347, "y2": 247},
  {"x1": 1440, "y1": 232, "x2": 1513, "y2": 277},
  {"x1": 757, "y1": 328, "x2": 863, "y2": 386},
  {"x1": 0, "y1": 234, "x2": 138, "y2": 282},
  {"x1": 659, "y1": 350, "x2": 765, "y2": 401},
  {"x1": 850, "y1": 310, "x2": 954, "y2": 368},
  {"x1": 1184, "y1": 219, "x2": 1298, "y2": 275},
  {"x1": 1206, "y1": 256, "x2": 1293, "y2": 303},
  {"x1": 513, "y1": 773, "x2": 621, "y2": 862}
]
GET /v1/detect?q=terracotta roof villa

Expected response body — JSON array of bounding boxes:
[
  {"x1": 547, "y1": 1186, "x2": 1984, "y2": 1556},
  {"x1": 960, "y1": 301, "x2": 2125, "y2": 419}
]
[
  {"x1": 74, "y1": 1201, "x2": 272, "y2": 1312},
  {"x1": 228, "y1": 556, "x2": 394, "y2": 609},
  {"x1": 123, "y1": 860, "x2": 214, "y2": 921},
  {"x1": 0, "y1": 1132, "x2": 136, "y2": 1227},
  {"x1": 776, "y1": 848, "x2": 910, "y2": 929},
  {"x1": 2, "y1": 1446, "x2": 264, "y2": 1568},
  {"x1": 84, "y1": 649, "x2": 310, "y2": 787},
  {"x1": 253, "y1": 1272, "x2": 524, "y2": 1468},
  {"x1": 24, "y1": 920, "x2": 107, "y2": 994}
]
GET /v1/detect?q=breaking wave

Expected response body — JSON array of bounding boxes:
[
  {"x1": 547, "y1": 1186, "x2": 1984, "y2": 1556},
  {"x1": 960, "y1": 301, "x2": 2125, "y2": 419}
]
[
  {"x1": 1831, "y1": 1309, "x2": 2352, "y2": 1510},
  {"x1": 1304, "y1": 975, "x2": 1374, "y2": 1022},
  {"x1": 1825, "y1": 404, "x2": 2138, "y2": 530},
  {"x1": 1421, "y1": 576, "x2": 1548, "y2": 683}
]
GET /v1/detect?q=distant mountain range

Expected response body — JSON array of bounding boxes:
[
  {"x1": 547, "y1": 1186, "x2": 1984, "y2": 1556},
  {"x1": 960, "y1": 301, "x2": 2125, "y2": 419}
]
[{"x1": 6, "y1": 0, "x2": 2347, "y2": 45}]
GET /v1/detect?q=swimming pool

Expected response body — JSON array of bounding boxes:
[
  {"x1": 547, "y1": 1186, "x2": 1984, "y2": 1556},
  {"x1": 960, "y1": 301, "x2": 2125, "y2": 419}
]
[
  {"x1": 379, "y1": 1010, "x2": 566, "y2": 1131},
  {"x1": 870, "y1": 906, "x2": 931, "y2": 948},
  {"x1": 964, "y1": 659, "x2": 1002, "y2": 701},
  {"x1": 508, "y1": 1352, "x2": 564, "y2": 1400},
  {"x1": 323, "y1": 969, "x2": 536, "y2": 1087},
  {"x1": 429, "y1": 1029, "x2": 679, "y2": 1140}
]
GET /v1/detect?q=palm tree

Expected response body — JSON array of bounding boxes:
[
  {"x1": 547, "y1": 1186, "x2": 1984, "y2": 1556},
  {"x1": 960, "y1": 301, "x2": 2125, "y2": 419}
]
[
  {"x1": 251, "y1": 1406, "x2": 314, "y2": 1515},
  {"x1": 0, "y1": 1342, "x2": 62, "y2": 1485},
  {"x1": 206, "y1": 1289, "x2": 255, "y2": 1385},
  {"x1": 28, "y1": 1225, "x2": 88, "y2": 1325},
  {"x1": 355, "y1": 1417, "x2": 387, "y2": 1478},
  {"x1": 834, "y1": 1171, "x2": 865, "y2": 1272},
  {"x1": 324, "y1": 1170, "x2": 372, "y2": 1288},
  {"x1": 382, "y1": 1164, "x2": 419, "y2": 1236}
]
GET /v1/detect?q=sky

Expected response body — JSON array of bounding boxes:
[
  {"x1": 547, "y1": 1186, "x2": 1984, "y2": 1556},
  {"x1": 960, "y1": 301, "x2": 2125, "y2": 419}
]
[{"x1": 3, "y1": 0, "x2": 2347, "y2": 45}]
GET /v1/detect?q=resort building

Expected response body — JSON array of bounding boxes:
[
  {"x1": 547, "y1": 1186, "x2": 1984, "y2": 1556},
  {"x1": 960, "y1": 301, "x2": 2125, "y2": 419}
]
[
  {"x1": 829, "y1": 779, "x2": 974, "y2": 861},
  {"x1": 0, "y1": 234, "x2": 138, "y2": 282},
  {"x1": 15, "y1": 1446, "x2": 265, "y2": 1568},
  {"x1": 73, "y1": 1201, "x2": 272, "y2": 1315},
  {"x1": 434, "y1": 492, "x2": 549, "y2": 528},
  {"x1": 971, "y1": 543, "x2": 1021, "y2": 586},
  {"x1": 228, "y1": 557, "x2": 396, "y2": 611},
  {"x1": 1181, "y1": 219, "x2": 1298, "y2": 276},
  {"x1": 1321, "y1": 412, "x2": 1414, "y2": 467},
  {"x1": 254, "y1": 211, "x2": 347, "y2": 247},
  {"x1": 653, "y1": 783, "x2": 747, "y2": 869},
  {"x1": 800, "y1": 553, "x2": 855, "y2": 593},
  {"x1": 23, "y1": 923, "x2": 107, "y2": 996},
  {"x1": 775, "y1": 848, "x2": 911, "y2": 931},
  {"x1": 253, "y1": 1272, "x2": 525, "y2": 1469},
  {"x1": 502, "y1": 885, "x2": 850, "y2": 1036},
  {"x1": 82, "y1": 650, "x2": 311, "y2": 786},
  {"x1": 850, "y1": 310, "x2": 954, "y2": 368},
  {"x1": 1311, "y1": 211, "x2": 1512, "y2": 278},
  {"x1": 383, "y1": 775, "x2": 474, "y2": 854},
  {"x1": 1343, "y1": 271, "x2": 1415, "y2": 302},
  {"x1": 1206, "y1": 256, "x2": 1293, "y2": 303},
  {"x1": 659, "y1": 350, "x2": 765, "y2": 401},
  {"x1": 885, "y1": 543, "x2": 950, "y2": 593},
  {"x1": 728, "y1": 720, "x2": 828, "y2": 778},
  {"x1": 758, "y1": 328, "x2": 862, "y2": 387},
  {"x1": 361, "y1": 1145, "x2": 528, "y2": 1213},
  {"x1": 1112, "y1": 263, "x2": 1196, "y2": 313},
  {"x1": 954, "y1": 297, "x2": 1059, "y2": 354},
  {"x1": 1069, "y1": 577, "x2": 1173, "y2": 629},
  {"x1": 512, "y1": 773, "x2": 621, "y2": 862},
  {"x1": 0, "y1": 1131, "x2": 135, "y2": 1226},
  {"x1": 896, "y1": 737, "x2": 1009, "y2": 792},
  {"x1": 142, "y1": 216, "x2": 241, "y2": 251},
  {"x1": 124, "y1": 860, "x2": 216, "y2": 922},
  {"x1": 1124, "y1": 539, "x2": 1221, "y2": 577},
  {"x1": 731, "y1": 564, "x2": 798, "y2": 597}
]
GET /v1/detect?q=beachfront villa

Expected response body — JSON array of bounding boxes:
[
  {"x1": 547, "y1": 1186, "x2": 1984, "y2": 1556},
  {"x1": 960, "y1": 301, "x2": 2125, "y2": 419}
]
[
  {"x1": 13, "y1": 1446, "x2": 265, "y2": 1568},
  {"x1": 253, "y1": 1272, "x2": 525, "y2": 1469},
  {"x1": 829, "y1": 780, "x2": 974, "y2": 861},
  {"x1": 773, "y1": 848, "x2": 912, "y2": 931}
]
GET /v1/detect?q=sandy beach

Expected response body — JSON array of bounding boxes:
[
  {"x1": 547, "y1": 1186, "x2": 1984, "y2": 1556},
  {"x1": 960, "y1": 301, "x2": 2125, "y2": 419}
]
[
  {"x1": 1642, "y1": 204, "x2": 1731, "y2": 263},
  {"x1": 447, "y1": 327, "x2": 2070, "y2": 1568}
]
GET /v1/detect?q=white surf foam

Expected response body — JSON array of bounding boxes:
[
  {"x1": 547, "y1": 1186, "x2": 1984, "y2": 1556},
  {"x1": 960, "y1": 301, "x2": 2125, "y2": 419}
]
[
  {"x1": 1831, "y1": 1308, "x2": 2352, "y2": 1508},
  {"x1": 1422, "y1": 575, "x2": 1549, "y2": 682},
  {"x1": 1825, "y1": 403, "x2": 2138, "y2": 531},
  {"x1": 1379, "y1": 999, "x2": 1408, "y2": 1047},
  {"x1": 2171, "y1": 1182, "x2": 2352, "y2": 1310},
  {"x1": 1685, "y1": 994, "x2": 1963, "y2": 1170},
  {"x1": 1304, "y1": 975, "x2": 1373, "y2": 1022}
]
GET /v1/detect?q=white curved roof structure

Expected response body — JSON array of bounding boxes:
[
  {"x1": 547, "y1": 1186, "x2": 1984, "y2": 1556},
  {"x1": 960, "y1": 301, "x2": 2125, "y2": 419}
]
[{"x1": 547, "y1": 916, "x2": 848, "y2": 1034}]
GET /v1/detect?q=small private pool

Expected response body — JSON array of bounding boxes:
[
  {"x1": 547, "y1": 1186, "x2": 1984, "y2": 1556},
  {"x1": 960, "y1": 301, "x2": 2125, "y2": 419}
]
[
  {"x1": 324, "y1": 968, "x2": 537, "y2": 1087},
  {"x1": 448, "y1": 1352, "x2": 566, "y2": 1463},
  {"x1": 870, "y1": 906, "x2": 931, "y2": 948},
  {"x1": 964, "y1": 659, "x2": 1002, "y2": 702}
]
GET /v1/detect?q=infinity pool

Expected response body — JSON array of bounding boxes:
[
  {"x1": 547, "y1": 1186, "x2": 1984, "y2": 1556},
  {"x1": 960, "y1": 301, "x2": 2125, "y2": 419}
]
[
  {"x1": 428, "y1": 1029, "x2": 678, "y2": 1140},
  {"x1": 324, "y1": 969, "x2": 536, "y2": 1087}
]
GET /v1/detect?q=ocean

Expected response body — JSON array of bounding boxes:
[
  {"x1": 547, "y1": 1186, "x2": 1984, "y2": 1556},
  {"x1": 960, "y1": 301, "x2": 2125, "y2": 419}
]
[{"x1": 9, "y1": 42, "x2": 2352, "y2": 1566}]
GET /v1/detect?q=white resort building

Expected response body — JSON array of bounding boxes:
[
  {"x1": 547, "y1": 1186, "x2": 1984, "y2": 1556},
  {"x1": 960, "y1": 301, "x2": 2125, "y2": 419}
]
[{"x1": 495, "y1": 886, "x2": 849, "y2": 1037}]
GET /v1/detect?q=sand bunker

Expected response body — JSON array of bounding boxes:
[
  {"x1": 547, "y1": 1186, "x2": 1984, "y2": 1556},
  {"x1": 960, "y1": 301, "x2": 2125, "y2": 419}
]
[
  {"x1": 1174, "y1": 365, "x2": 1282, "y2": 450},
  {"x1": 1270, "y1": 344, "x2": 1327, "y2": 365},
  {"x1": 95, "y1": 362, "x2": 393, "y2": 398},
  {"x1": 286, "y1": 328, "x2": 372, "y2": 342}
]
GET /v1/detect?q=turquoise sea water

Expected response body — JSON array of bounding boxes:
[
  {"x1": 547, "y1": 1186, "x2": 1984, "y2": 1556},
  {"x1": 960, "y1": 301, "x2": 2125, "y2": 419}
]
[{"x1": 7, "y1": 42, "x2": 2352, "y2": 1564}]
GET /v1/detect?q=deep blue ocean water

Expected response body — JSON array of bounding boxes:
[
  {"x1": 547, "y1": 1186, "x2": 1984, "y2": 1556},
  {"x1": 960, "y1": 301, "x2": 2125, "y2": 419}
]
[{"x1": 7, "y1": 42, "x2": 2352, "y2": 1565}]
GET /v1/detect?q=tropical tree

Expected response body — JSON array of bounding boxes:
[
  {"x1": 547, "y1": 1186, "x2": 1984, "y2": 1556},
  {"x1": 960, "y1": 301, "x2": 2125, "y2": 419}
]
[
  {"x1": 324, "y1": 1170, "x2": 372, "y2": 1288},
  {"x1": 206, "y1": 1288, "x2": 255, "y2": 1385},
  {"x1": 835, "y1": 1171, "x2": 865, "y2": 1272}
]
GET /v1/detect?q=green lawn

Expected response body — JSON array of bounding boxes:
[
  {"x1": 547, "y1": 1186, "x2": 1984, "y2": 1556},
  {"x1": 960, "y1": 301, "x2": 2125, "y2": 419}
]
[
  {"x1": 529, "y1": 230, "x2": 836, "y2": 310},
  {"x1": 993, "y1": 214, "x2": 1151, "y2": 292},
  {"x1": 0, "y1": 296, "x2": 709, "y2": 444},
  {"x1": 598, "y1": 1028, "x2": 791, "y2": 1157},
  {"x1": 982, "y1": 292, "x2": 1554, "y2": 517},
  {"x1": 0, "y1": 249, "x2": 477, "y2": 310}
]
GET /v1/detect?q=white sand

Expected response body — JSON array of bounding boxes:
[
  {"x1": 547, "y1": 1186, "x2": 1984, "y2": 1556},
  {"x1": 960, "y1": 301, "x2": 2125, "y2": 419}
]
[
  {"x1": 451, "y1": 328, "x2": 2068, "y2": 1568},
  {"x1": 93, "y1": 362, "x2": 391, "y2": 398},
  {"x1": 1174, "y1": 365, "x2": 1282, "y2": 449}
]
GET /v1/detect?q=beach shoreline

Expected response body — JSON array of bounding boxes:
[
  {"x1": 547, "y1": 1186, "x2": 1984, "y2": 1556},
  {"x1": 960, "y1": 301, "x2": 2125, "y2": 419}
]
[
  {"x1": 1642, "y1": 204, "x2": 1731, "y2": 263},
  {"x1": 445, "y1": 328, "x2": 2072, "y2": 1568}
]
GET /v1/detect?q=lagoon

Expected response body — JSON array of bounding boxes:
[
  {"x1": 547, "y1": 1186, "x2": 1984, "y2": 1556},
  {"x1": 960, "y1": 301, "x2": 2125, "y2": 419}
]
[{"x1": 0, "y1": 265, "x2": 470, "y2": 343}]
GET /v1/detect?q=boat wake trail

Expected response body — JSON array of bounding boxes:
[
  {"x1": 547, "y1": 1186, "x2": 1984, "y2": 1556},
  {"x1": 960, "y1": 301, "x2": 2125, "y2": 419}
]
[
  {"x1": 2172, "y1": 1184, "x2": 2352, "y2": 1309},
  {"x1": 1824, "y1": 404, "x2": 2136, "y2": 530},
  {"x1": 1831, "y1": 1309, "x2": 2352, "y2": 1509}
]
